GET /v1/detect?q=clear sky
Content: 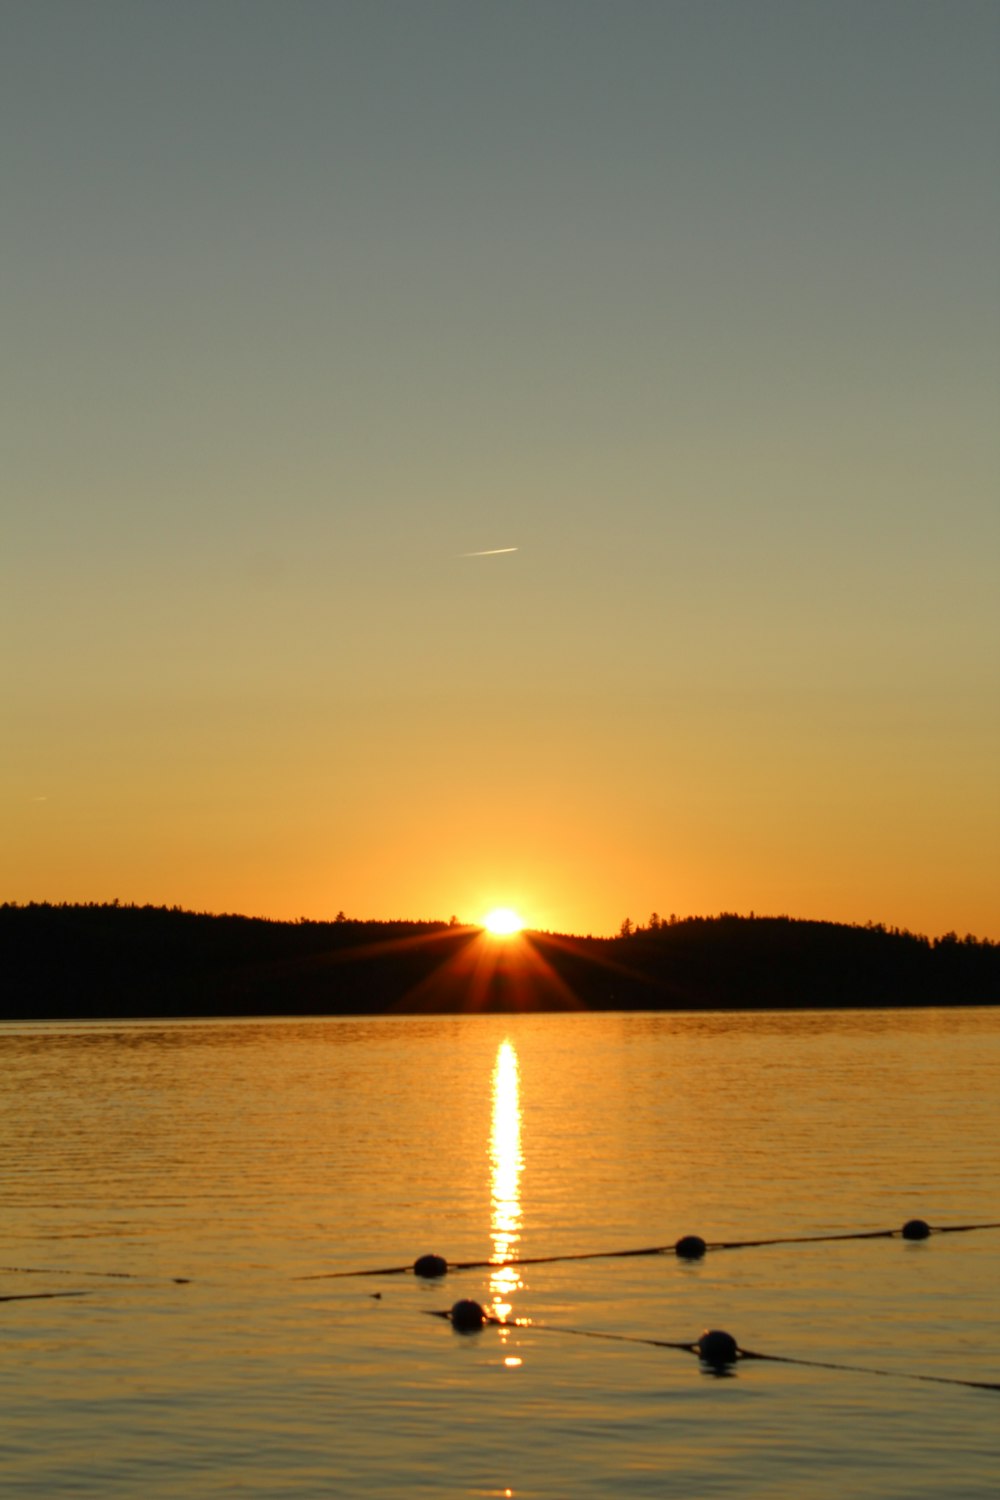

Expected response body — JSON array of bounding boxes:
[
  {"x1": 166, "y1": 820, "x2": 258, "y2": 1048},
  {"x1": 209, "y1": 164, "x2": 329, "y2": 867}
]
[{"x1": 3, "y1": 1, "x2": 998, "y2": 938}]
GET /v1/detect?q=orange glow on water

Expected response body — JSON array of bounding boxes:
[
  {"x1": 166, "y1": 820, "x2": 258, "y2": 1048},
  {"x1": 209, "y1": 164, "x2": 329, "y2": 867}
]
[{"x1": 489, "y1": 1038, "x2": 523, "y2": 1321}]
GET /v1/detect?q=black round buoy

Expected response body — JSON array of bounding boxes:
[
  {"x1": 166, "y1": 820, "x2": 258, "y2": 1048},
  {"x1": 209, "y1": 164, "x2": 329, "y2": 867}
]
[
  {"x1": 901, "y1": 1218, "x2": 931, "y2": 1241},
  {"x1": 450, "y1": 1298, "x2": 487, "y2": 1332},
  {"x1": 675, "y1": 1234, "x2": 707, "y2": 1260},
  {"x1": 696, "y1": 1329, "x2": 739, "y2": 1368},
  {"x1": 413, "y1": 1253, "x2": 448, "y2": 1278}
]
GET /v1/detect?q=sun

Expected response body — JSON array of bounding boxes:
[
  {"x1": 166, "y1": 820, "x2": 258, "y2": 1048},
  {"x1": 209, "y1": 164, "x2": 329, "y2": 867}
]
[{"x1": 482, "y1": 907, "x2": 524, "y2": 938}]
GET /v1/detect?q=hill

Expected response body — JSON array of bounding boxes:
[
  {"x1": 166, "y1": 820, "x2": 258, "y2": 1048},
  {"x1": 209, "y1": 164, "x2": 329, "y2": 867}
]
[{"x1": 1, "y1": 904, "x2": 997, "y2": 1019}]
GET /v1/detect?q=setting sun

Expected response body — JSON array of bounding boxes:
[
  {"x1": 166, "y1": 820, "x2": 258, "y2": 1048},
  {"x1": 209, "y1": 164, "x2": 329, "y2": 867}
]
[{"x1": 482, "y1": 907, "x2": 524, "y2": 937}]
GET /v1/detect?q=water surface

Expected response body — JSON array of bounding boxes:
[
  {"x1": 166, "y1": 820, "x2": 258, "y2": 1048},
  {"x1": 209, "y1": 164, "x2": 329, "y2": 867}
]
[{"x1": 2, "y1": 1009, "x2": 998, "y2": 1497}]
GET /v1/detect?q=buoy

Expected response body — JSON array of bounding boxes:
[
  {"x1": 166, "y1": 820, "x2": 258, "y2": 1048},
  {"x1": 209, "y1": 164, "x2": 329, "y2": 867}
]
[
  {"x1": 901, "y1": 1219, "x2": 931, "y2": 1241},
  {"x1": 696, "y1": 1329, "x2": 739, "y2": 1368},
  {"x1": 675, "y1": 1235, "x2": 707, "y2": 1260},
  {"x1": 413, "y1": 1253, "x2": 448, "y2": 1278},
  {"x1": 450, "y1": 1298, "x2": 487, "y2": 1332}
]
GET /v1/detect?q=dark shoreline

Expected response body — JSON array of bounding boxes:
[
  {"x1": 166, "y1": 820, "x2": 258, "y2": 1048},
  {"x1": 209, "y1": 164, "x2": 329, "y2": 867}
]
[{"x1": 2, "y1": 903, "x2": 997, "y2": 1020}]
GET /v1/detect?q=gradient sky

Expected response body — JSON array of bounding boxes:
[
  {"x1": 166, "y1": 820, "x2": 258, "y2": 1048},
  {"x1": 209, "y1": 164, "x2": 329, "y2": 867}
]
[{"x1": 4, "y1": 1, "x2": 998, "y2": 938}]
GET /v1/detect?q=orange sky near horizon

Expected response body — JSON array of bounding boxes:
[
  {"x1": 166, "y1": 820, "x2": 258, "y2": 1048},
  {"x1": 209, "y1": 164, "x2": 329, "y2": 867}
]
[
  {"x1": 6, "y1": 678, "x2": 996, "y2": 940},
  {"x1": 3, "y1": 4, "x2": 998, "y2": 943}
]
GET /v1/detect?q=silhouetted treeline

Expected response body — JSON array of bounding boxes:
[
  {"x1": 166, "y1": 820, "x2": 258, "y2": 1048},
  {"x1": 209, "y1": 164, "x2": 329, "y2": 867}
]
[
  {"x1": 0, "y1": 903, "x2": 997, "y2": 1020},
  {"x1": 553, "y1": 913, "x2": 999, "y2": 1011}
]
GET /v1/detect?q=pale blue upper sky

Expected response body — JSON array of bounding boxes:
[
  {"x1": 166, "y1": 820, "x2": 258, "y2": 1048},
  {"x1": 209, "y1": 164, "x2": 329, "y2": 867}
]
[{"x1": 3, "y1": 1, "x2": 998, "y2": 936}]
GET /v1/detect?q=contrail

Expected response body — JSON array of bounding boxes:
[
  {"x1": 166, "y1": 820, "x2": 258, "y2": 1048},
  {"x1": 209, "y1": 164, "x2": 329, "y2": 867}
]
[{"x1": 461, "y1": 547, "x2": 519, "y2": 557}]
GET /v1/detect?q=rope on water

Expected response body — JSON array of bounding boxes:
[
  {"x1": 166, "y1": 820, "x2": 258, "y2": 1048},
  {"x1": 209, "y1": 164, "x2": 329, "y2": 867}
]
[
  {"x1": 0, "y1": 1290, "x2": 92, "y2": 1304},
  {"x1": 2, "y1": 1264, "x2": 136, "y2": 1279},
  {"x1": 713, "y1": 1220, "x2": 1000, "y2": 1251},
  {"x1": 16, "y1": 1220, "x2": 990, "y2": 1288},
  {"x1": 738, "y1": 1346, "x2": 1000, "y2": 1394},
  {"x1": 0, "y1": 1265, "x2": 191, "y2": 1283},
  {"x1": 296, "y1": 1219, "x2": 1000, "y2": 1280},
  {"x1": 424, "y1": 1310, "x2": 1000, "y2": 1393}
]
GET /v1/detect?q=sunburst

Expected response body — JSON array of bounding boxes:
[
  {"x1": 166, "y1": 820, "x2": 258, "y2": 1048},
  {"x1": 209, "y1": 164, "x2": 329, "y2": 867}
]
[{"x1": 482, "y1": 907, "x2": 524, "y2": 938}]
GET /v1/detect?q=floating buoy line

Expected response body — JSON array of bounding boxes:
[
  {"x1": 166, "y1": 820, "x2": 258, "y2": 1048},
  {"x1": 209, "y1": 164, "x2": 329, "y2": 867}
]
[
  {"x1": 426, "y1": 1306, "x2": 1000, "y2": 1392},
  {"x1": 5, "y1": 1219, "x2": 998, "y2": 1394},
  {"x1": 315, "y1": 1217, "x2": 1000, "y2": 1395},
  {"x1": 295, "y1": 1218, "x2": 1000, "y2": 1280},
  {"x1": 7, "y1": 1219, "x2": 994, "y2": 1291}
]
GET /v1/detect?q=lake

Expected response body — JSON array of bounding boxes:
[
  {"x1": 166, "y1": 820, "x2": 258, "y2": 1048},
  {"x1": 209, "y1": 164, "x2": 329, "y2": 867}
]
[{"x1": 2, "y1": 1009, "x2": 998, "y2": 1497}]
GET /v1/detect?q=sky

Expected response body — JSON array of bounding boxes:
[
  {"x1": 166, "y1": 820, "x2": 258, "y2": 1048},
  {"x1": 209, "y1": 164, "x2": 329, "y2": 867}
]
[{"x1": 3, "y1": 0, "x2": 998, "y2": 939}]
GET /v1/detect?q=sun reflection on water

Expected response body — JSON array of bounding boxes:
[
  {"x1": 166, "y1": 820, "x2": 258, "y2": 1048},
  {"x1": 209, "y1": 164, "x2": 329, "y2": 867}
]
[{"x1": 489, "y1": 1038, "x2": 523, "y2": 1322}]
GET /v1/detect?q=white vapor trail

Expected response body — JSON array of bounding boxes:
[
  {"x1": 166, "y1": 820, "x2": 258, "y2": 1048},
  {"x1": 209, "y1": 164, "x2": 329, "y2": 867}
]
[{"x1": 461, "y1": 546, "x2": 519, "y2": 557}]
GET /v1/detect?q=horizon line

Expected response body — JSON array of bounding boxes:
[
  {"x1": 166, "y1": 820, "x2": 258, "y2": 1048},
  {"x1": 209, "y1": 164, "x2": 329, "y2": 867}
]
[{"x1": 2, "y1": 900, "x2": 995, "y2": 947}]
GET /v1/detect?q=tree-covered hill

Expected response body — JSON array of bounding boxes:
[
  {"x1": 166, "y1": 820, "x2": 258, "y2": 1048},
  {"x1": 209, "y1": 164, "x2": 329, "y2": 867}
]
[{"x1": 1, "y1": 903, "x2": 996, "y2": 1020}]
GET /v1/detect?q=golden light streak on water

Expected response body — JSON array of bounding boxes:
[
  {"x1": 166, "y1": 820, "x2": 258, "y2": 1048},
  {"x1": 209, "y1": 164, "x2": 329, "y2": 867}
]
[{"x1": 489, "y1": 1038, "x2": 523, "y2": 1322}]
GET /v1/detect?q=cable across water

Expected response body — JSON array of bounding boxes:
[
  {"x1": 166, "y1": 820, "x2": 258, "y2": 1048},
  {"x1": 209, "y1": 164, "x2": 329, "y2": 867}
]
[
  {"x1": 295, "y1": 1219, "x2": 1000, "y2": 1280},
  {"x1": 425, "y1": 1309, "x2": 1000, "y2": 1393}
]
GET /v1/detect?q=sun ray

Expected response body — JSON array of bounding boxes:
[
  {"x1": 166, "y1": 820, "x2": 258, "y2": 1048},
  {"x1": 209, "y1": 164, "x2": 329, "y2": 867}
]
[
  {"x1": 218, "y1": 909, "x2": 681, "y2": 1015},
  {"x1": 507, "y1": 939, "x2": 583, "y2": 1010}
]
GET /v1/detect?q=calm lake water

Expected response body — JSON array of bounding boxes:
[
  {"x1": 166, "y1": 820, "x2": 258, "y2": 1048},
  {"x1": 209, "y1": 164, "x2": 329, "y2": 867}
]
[{"x1": 2, "y1": 1009, "x2": 998, "y2": 1498}]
